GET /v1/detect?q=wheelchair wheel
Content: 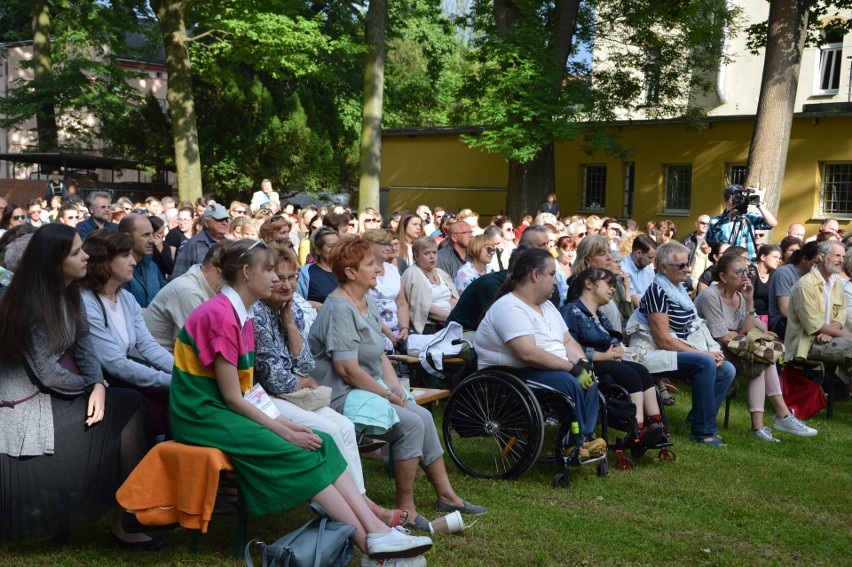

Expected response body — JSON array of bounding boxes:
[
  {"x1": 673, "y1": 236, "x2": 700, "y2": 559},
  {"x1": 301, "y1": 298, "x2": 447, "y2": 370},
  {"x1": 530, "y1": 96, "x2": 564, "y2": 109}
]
[
  {"x1": 553, "y1": 470, "x2": 571, "y2": 488},
  {"x1": 443, "y1": 370, "x2": 545, "y2": 480}
]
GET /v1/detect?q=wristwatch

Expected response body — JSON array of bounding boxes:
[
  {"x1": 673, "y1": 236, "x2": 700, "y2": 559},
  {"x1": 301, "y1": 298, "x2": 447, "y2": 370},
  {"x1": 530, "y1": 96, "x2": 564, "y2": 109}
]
[{"x1": 384, "y1": 389, "x2": 393, "y2": 400}]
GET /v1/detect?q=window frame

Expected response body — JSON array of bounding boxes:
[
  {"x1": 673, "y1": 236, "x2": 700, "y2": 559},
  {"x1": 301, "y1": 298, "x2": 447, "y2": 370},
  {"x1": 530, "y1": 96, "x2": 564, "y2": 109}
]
[
  {"x1": 819, "y1": 162, "x2": 852, "y2": 219},
  {"x1": 814, "y1": 41, "x2": 843, "y2": 95},
  {"x1": 662, "y1": 164, "x2": 692, "y2": 215},
  {"x1": 580, "y1": 164, "x2": 607, "y2": 212}
]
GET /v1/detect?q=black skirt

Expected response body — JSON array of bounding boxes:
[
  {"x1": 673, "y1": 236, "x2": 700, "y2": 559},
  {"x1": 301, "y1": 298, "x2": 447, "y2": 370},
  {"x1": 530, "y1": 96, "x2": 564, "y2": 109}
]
[{"x1": 0, "y1": 387, "x2": 150, "y2": 541}]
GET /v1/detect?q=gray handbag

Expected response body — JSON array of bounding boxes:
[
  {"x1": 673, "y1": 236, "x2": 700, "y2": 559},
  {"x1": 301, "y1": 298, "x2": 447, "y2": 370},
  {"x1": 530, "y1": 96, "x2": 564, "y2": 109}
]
[{"x1": 244, "y1": 503, "x2": 355, "y2": 567}]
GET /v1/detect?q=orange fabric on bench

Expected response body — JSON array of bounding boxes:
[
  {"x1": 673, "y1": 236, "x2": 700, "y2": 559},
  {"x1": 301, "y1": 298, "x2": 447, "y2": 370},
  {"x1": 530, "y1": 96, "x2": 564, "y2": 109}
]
[{"x1": 116, "y1": 440, "x2": 234, "y2": 533}]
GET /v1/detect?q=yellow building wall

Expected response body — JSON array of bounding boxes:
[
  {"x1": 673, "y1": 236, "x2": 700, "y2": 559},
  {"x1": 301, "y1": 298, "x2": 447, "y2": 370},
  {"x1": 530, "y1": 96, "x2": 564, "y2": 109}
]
[{"x1": 380, "y1": 115, "x2": 852, "y2": 239}]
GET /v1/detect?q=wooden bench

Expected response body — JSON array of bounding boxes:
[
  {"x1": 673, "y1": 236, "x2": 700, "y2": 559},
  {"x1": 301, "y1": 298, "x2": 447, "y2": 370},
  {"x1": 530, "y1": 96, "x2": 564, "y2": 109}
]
[{"x1": 388, "y1": 353, "x2": 467, "y2": 389}]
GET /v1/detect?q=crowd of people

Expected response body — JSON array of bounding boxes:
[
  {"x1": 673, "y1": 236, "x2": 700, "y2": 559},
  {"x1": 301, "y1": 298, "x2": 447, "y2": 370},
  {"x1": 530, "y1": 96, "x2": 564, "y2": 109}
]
[{"x1": 0, "y1": 179, "x2": 844, "y2": 562}]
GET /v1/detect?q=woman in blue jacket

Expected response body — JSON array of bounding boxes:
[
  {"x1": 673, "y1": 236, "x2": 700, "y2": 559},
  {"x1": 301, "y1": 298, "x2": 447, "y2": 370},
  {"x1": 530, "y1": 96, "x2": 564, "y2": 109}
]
[{"x1": 560, "y1": 268, "x2": 668, "y2": 449}]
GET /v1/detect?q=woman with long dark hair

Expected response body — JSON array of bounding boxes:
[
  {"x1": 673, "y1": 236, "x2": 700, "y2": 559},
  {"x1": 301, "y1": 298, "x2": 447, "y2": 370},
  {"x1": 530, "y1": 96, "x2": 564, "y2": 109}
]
[{"x1": 0, "y1": 225, "x2": 158, "y2": 548}]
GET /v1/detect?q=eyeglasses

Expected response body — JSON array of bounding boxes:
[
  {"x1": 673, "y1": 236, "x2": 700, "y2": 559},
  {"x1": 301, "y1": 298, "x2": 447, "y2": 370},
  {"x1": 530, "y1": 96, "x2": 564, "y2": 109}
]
[
  {"x1": 95, "y1": 204, "x2": 111, "y2": 209},
  {"x1": 731, "y1": 268, "x2": 748, "y2": 277},
  {"x1": 11, "y1": 214, "x2": 26, "y2": 220},
  {"x1": 378, "y1": 242, "x2": 394, "y2": 248},
  {"x1": 669, "y1": 262, "x2": 689, "y2": 270},
  {"x1": 755, "y1": 233, "x2": 766, "y2": 238},
  {"x1": 364, "y1": 218, "x2": 379, "y2": 223},
  {"x1": 64, "y1": 215, "x2": 79, "y2": 220},
  {"x1": 697, "y1": 221, "x2": 709, "y2": 225},
  {"x1": 575, "y1": 232, "x2": 587, "y2": 238},
  {"x1": 485, "y1": 246, "x2": 496, "y2": 254},
  {"x1": 178, "y1": 217, "x2": 192, "y2": 223},
  {"x1": 276, "y1": 274, "x2": 299, "y2": 286}
]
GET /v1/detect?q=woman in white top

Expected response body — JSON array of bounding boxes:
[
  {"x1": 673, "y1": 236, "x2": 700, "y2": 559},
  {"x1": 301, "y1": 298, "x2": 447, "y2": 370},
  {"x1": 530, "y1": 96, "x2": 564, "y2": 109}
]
[
  {"x1": 474, "y1": 248, "x2": 604, "y2": 459},
  {"x1": 80, "y1": 230, "x2": 174, "y2": 438},
  {"x1": 454, "y1": 235, "x2": 496, "y2": 294},
  {"x1": 362, "y1": 229, "x2": 409, "y2": 351},
  {"x1": 399, "y1": 237, "x2": 458, "y2": 335}
]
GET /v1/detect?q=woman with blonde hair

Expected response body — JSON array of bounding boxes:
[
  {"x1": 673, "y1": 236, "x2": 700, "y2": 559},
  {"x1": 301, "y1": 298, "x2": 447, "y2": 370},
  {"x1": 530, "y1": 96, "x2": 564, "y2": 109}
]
[
  {"x1": 399, "y1": 237, "x2": 459, "y2": 335},
  {"x1": 359, "y1": 209, "x2": 383, "y2": 235},
  {"x1": 454, "y1": 234, "x2": 496, "y2": 294}
]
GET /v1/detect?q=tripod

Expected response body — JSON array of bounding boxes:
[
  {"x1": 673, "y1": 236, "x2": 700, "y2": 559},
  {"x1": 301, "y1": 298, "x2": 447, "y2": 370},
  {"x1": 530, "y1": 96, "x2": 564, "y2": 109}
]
[{"x1": 726, "y1": 210, "x2": 756, "y2": 253}]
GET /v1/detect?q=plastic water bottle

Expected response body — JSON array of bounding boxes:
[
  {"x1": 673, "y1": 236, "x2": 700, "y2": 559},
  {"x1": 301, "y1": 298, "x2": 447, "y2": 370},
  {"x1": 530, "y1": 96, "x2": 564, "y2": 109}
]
[{"x1": 0, "y1": 267, "x2": 12, "y2": 286}]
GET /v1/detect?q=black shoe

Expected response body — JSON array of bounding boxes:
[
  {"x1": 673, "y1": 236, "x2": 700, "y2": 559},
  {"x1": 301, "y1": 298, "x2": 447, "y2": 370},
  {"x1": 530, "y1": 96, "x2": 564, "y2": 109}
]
[
  {"x1": 108, "y1": 531, "x2": 167, "y2": 551},
  {"x1": 357, "y1": 434, "x2": 387, "y2": 454},
  {"x1": 122, "y1": 512, "x2": 178, "y2": 534},
  {"x1": 639, "y1": 423, "x2": 664, "y2": 449}
]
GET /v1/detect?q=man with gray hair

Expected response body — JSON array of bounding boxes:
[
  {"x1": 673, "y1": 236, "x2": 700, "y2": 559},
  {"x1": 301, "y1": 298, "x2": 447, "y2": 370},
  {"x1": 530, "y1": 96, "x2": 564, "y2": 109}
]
[
  {"x1": 171, "y1": 203, "x2": 230, "y2": 278},
  {"x1": 787, "y1": 240, "x2": 852, "y2": 376},
  {"x1": 77, "y1": 191, "x2": 118, "y2": 239}
]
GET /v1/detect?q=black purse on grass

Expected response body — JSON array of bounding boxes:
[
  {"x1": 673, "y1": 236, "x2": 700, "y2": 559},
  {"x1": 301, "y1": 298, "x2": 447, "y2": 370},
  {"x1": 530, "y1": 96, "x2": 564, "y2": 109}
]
[{"x1": 244, "y1": 503, "x2": 355, "y2": 567}]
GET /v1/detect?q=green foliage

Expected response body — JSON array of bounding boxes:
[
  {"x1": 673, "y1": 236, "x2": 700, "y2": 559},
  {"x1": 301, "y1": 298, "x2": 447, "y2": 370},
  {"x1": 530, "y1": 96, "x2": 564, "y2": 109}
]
[
  {"x1": 746, "y1": 0, "x2": 852, "y2": 54},
  {"x1": 0, "y1": 0, "x2": 152, "y2": 151},
  {"x1": 455, "y1": 0, "x2": 737, "y2": 163},
  {"x1": 101, "y1": 90, "x2": 174, "y2": 179},
  {"x1": 383, "y1": 0, "x2": 470, "y2": 128}
]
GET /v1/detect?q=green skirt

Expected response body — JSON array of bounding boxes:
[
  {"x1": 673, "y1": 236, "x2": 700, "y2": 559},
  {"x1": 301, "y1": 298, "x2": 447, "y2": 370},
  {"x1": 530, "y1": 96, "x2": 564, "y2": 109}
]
[{"x1": 170, "y1": 374, "x2": 346, "y2": 516}]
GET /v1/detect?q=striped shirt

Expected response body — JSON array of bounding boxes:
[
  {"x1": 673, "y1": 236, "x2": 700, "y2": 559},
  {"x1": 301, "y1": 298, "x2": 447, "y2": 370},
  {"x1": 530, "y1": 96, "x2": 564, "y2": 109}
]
[
  {"x1": 638, "y1": 282, "x2": 696, "y2": 340},
  {"x1": 173, "y1": 291, "x2": 255, "y2": 394}
]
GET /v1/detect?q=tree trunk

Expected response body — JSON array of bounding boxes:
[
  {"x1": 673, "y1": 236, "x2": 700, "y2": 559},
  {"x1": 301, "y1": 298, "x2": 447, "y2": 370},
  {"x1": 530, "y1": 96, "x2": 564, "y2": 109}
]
[
  {"x1": 506, "y1": 145, "x2": 555, "y2": 220},
  {"x1": 744, "y1": 0, "x2": 811, "y2": 216},
  {"x1": 151, "y1": 0, "x2": 202, "y2": 204},
  {"x1": 497, "y1": 0, "x2": 581, "y2": 221},
  {"x1": 31, "y1": 0, "x2": 58, "y2": 151},
  {"x1": 357, "y1": 0, "x2": 387, "y2": 212}
]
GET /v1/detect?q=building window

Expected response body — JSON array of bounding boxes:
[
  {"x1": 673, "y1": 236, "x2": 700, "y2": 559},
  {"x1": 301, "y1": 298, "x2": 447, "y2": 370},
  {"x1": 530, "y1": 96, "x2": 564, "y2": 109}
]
[
  {"x1": 582, "y1": 165, "x2": 607, "y2": 211},
  {"x1": 729, "y1": 164, "x2": 747, "y2": 186},
  {"x1": 820, "y1": 163, "x2": 852, "y2": 216},
  {"x1": 664, "y1": 165, "x2": 692, "y2": 212},
  {"x1": 815, "y1": 34, "x2": 843, "y2": 94}
]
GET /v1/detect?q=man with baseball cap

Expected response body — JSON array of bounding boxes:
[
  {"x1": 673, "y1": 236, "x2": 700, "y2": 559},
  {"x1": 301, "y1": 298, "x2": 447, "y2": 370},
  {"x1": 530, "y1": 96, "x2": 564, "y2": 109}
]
[{"x1": 171, "y1": 203, "x2": 230, "y2": 278}]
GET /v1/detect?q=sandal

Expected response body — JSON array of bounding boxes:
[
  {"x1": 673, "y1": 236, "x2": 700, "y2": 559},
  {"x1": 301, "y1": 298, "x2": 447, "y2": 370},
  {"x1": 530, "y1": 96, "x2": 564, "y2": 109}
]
[
  {"x1": 404, "y1": 514, "x2": 432, "y2": 533},
  {"x1": 657, "y1": 378, "x2": 676, "y2": 406},
  {"x1": 371, "y1": 504, "x2": 408, "y2": 528}
]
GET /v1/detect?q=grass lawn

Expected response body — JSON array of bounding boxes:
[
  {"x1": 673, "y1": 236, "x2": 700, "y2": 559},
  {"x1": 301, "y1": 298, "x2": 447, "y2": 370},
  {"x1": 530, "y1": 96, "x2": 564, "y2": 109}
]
[{"x1": 1, "y1": 389, "x2": 849, "y2": 566}]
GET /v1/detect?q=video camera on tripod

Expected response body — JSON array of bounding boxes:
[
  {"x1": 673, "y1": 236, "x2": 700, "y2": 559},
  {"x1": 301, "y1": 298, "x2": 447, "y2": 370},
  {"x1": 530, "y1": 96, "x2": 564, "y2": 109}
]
[{"x1": 728, "y1": 185, "x2": 761, "y2": 215}]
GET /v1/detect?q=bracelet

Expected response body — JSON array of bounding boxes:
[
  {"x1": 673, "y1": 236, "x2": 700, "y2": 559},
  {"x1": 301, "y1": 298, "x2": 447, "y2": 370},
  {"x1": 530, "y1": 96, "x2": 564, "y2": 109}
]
[{"x1": 384, "y1": 389, "x2": 393, "y2": 399}]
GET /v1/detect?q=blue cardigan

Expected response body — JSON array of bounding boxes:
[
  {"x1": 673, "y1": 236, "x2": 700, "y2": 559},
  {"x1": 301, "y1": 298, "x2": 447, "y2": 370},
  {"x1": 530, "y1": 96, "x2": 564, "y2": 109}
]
[{"x1": 81, "y1": 288, "x2": 173, "y2": 388}]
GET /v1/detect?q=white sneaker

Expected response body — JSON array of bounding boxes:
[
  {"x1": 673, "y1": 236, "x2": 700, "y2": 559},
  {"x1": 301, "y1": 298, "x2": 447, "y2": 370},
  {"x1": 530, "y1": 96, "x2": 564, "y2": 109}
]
[
  {"x1": 773, "y1": 414, "x2": 818, "y2": 437},
  {"x1": 749, "y1": 426, "x2": 780, "y2": 443},
  {"x1": 366, "y1": 526, "x2": 432, "y2": 559},
  {"x1": 361, "y1": 555, "x2": 427, "y2": 567}
]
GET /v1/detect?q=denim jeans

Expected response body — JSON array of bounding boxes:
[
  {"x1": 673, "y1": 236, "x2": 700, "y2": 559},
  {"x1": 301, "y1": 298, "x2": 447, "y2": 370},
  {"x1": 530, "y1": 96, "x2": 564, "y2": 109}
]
[
  {"x1": 522, "y1": 368, "x2": 600, "y2": 439},
  {"x1": 668, "y1": 353, "x2": 735, "y2": 437}
]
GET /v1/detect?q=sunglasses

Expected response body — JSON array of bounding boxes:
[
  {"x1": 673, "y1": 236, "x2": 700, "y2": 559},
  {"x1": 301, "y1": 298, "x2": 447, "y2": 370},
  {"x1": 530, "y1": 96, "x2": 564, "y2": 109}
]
[
  {"x1": 755, "y1": 233, "x2": 766, "y2": 238},
  {"x1": 364, "y1": 218, "x2": 379, "y2": 223},
  {"x1": 12, "y1": 214, "x2": 26, "y2": 221},
  {"x1": 575, "y1": 232, "x2": 587, "y2": 238},
  {"x1": 697, "y1": 221, "x2": 709, "y2": 225},
  {"x1": 670, "y1": 262, "x2": 689, "y2": 270},
  {"x1": 239, "y1": 238, "x2": 269, "y2": 260},
  {"x1": 443, "y1": 213, "x2": 459, "y2": 220}
]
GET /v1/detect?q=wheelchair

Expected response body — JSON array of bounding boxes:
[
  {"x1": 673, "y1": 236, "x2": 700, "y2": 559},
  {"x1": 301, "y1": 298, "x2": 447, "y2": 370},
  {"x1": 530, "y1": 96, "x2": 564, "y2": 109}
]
[
  {"x1": 595, "y1": 373, "x2": 676, "y2": 470},
  {"x1": 441, "y1": 364, "x2": 609, "y2": 488}
]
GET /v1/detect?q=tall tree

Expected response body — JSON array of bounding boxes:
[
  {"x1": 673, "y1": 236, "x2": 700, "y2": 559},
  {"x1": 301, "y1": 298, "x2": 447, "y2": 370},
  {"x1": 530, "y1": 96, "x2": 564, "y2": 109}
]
[
  {"x1": 358, "y1": 0, "x2": 387, "y2": 212},
  {"x1": 30, "y1": 0, "x2": 58, "y2": 151},
  {"x1": 150, "y1": 0, "x2": 202, "y2": 204},
  {"x1": 744, "y1": 0, "x2": 851, "y2": 215}
]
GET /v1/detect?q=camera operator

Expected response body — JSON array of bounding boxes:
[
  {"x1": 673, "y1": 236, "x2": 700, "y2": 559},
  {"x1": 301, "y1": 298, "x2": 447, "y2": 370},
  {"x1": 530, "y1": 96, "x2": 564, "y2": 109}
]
[{"x1": 706, "y1": 184, "x2": 777, "y2": 262}]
